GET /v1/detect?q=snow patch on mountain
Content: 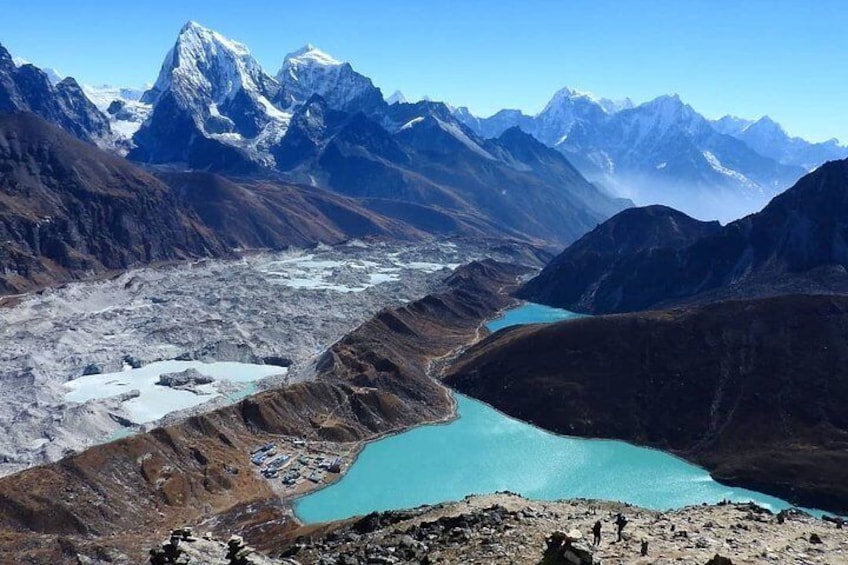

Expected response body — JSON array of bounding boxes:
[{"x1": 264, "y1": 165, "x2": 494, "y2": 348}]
[
  {"x1": 82, "y1": 85, "x2": 146, "y2": 111},
  {"x1": 434, "y1": 117, "x2": 496, "y2": 160},
  {"x1": 400, "y1": 116, "x2": 425, "y2": 130},
  {"x1": 283, "y1": 44, "x2": 340, "y2": 67},
  {"x1": 702, "y1": 151, "x2": 759, "y2": 192}
]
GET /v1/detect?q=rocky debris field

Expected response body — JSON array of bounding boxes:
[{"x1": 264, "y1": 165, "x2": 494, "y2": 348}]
[
  {"x1": 277, "y1": 493, "x2": 848, "y2": 564},
  {"x1": 0, "y1": 239, "x2": 532, "y2": 477},
  {"x1": 145, "y1": 527, "x2": 292, "y2": 565}
]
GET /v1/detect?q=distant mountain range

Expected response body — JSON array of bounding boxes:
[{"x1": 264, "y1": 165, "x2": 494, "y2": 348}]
[
  {"x1": 110, "y1": 22, "x2": 633, "y2": 245},
  {"x1": 456, "y1": 90, "x2": 848, "y2": 222},
  {"x1": 0, "y1": 23, "x2": 633, "y2": 261},
  {"x1": 2, "y1": 19, "x2": 846, "y2": 246}
]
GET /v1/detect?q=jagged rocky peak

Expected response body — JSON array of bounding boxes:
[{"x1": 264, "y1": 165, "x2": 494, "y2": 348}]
[
  {"x1": 749, "y1": 115, "x2": 785, "y2": 133},
  {"x1": 0, "y1": 42, "x2": 110, "y2": 142},
  {"x1": 542, "y1": 85, "x2": 632, "y2": 115},
  {"x1": 283, "y1": 43, "x2": 341, "y2": 67},
  {"x1": 142, "y1": 20, "x2": 278, "y2": 107},
  {"x1": 276, "y1": 43, "x2": 384, "y2": 113},
  {"x1": 638, "y1": 93, "x2": 695, "y2": 119},
  {"x1": 712, "y1": 114, "x2": 755, "y2": 135},
  {"x1": 619, "y1": 93, "x2": 712, "y2": 138},
  {"x1": 386, "y1": 89, "x2": 407, "y2": 105},
  {"x1": 529, "y1": 84, "x2": 627, "y2": 147},
  {"x1": 131, "y1": 21, "x2": 290, "y2": 168}
]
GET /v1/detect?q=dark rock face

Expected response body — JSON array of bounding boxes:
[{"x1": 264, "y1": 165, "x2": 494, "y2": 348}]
[
  {"x1": 446, "y1": 294, "x2": 848, "y2": 513},
  {"x1": 156, "y1": 369, "x2": 214, "y2": 389},
  {"x1": 520, "y1": 159, "x2": 848, "y2": 313},
  {"x1": 518, "y1": 205, "x2": 723, "y2": 311},
  {"x1": 294, "y1": 104, "x2": 632, "y2": 246},
  {"x1": 0, "y1": 112, "x2": 226, "y2": 294},
  {"x1": 159, "y1": 170, "x2": 420, "y2": 250},
  {"x1": 0, "y1": 43, "x2": 109, "y2": 142},
  {"x1": 129, "y1": 90, "x2": 259, "y2": 174},
  {"x1": 53, "y1": 77, "x2": 111, "y2": 139}
]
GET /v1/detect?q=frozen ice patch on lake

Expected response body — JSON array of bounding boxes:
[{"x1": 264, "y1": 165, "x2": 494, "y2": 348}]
[{"x1": 64, "y1": 360, "x2": 285, "y2": 424}]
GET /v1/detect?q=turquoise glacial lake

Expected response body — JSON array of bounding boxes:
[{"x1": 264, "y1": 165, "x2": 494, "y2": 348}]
[
  {"x1": 295, "y1": 302, "x2": 801, "y2": 524},
  {"x1": 485, "y1": 302, "x2": 584, "y2": 332}
]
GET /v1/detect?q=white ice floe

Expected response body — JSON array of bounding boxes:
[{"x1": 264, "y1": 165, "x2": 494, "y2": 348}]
[{"x1": 64, "y1": 360, "x2": 284, "y2": 424}]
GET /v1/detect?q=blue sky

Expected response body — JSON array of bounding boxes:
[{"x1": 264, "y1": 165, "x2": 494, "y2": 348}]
[{"x1": 2, "y1": 0, "x2": 846, "y2": 142}]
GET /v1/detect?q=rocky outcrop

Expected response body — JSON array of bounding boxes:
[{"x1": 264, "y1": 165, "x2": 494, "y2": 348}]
[
  {"x1": 157, "y1": 369, "x2": 214, "y2": 393},
  {"x1": 0, "y1": 43, "x2": 110, "y2": 143},
  {"x1": 447, "y1": 294, "x2": 848, "y2": 512},
  {"x1": 148, "y1": 528, "x2": 285, "y2": 565},
  {"x1": 519, "y1": 158, "x2": 848, "y2": 313}
]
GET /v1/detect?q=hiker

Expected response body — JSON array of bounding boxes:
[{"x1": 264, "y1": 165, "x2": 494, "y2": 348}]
[
  {"x1": 641, "y1": 539, "x2": 649, "y2": 556},
  {"x1": 592, "y1": 520, "x2": 602, "y2": 546},
  {"x1": 615, "y1": 513, "x2": 628, "y2": 542}
]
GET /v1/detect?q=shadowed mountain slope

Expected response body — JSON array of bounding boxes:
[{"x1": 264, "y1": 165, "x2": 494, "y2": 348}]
[
  {"x1": 447, "y1": 294, "x2": 848, "y2": 513},
  {"x1": 519, "y1": 159, "x2": 848, "y2": 313}
]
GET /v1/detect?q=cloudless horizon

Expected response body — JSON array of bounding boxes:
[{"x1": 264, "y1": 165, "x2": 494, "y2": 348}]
[{"x1": 2, "y1": 0, "x2": 846, "y2": 143}]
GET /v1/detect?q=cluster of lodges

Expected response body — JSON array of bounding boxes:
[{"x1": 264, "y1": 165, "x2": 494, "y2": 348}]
[{"x1": 249, "y1": 438, "x2": 343, "y2": 488}]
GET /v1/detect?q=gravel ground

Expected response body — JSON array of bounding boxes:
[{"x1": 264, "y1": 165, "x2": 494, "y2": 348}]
[{"x1": 285, "y1": 492, "x2": 848, "y2": 564}]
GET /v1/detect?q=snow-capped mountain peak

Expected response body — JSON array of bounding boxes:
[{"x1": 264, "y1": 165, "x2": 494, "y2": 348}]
[
  {"x1": 131, "y1": 22, "x2": 290, "y2": 168},
  {"x1": 744, "y1": 115, "x2": 786, "y2": 136},
  {"x1": 11, "y1": 55, "x2": 64, "y2": 85},
  {"x1": 540, "y1": 86, "x2": 632, "y2": 117},
  {"x1": 282, "y1": 44, "x2": 341, "y2": 68},
  {"x1": 530, "y1": 85, "x2": 612, "y2": 146},
  {"x1": 712, "y1": 115, "x2": 755, "y2": 136},
  {"x1": 276, "y1": 43, "x2": 383, "y2": 113},
  {"x1": 632, "y1": 94, "x2": 707, "y2": 136},
  {"x1": 142, "y1": 21, "x2": 277, "y2": 107}
]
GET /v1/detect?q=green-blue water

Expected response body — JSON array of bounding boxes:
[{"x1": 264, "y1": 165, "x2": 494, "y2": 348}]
[
  {"x1": 294, "y1": 302, "x2": 809, "y2": 524},
  {"x1": 295, "y1": 394, "x2": 796, "y2": 523},
  {"x1": 486, "y1": 302, "x2": 584, "y2": 332}
]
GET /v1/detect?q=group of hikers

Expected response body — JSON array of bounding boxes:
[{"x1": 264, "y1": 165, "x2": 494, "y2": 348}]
[
  {"x1": 552, "y1": 512, "x2": 650, "y2": 562},
  {"x1": 591, "y1": 512, "x2": 628, "y2": 546},
  {"x1": 588, "y1": 513, "x2": 649, "y2": 556}
]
